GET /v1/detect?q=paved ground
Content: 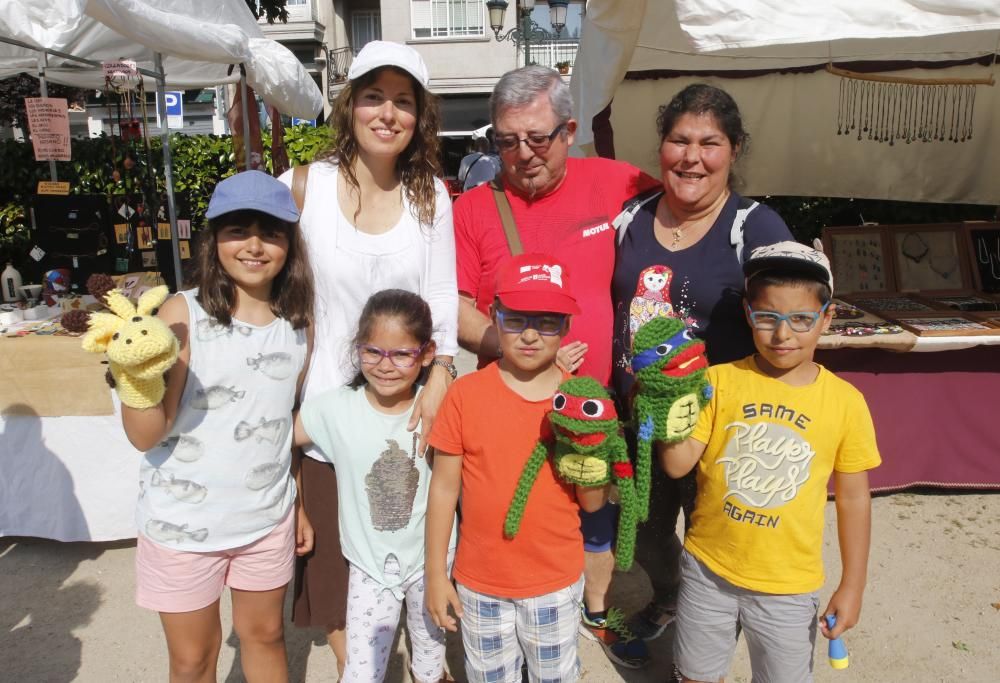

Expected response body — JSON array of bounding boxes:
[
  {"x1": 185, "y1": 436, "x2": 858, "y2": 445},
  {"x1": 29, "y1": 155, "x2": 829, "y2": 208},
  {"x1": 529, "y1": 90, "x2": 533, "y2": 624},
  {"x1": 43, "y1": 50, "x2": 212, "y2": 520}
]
[
  {"x1": 3, "y1": 354, "x2": 1000, "y2": 681},
  {"x1": 3, "y1": 492, "x2": 1000, "y2": 682}
]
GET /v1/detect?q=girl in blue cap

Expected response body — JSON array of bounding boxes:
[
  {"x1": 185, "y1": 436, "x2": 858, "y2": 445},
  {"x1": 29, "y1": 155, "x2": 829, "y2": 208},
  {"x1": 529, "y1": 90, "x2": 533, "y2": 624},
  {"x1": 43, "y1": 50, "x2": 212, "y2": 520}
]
[{"x1": 122, "y1": 170, "x2": 314, "y2": 682}]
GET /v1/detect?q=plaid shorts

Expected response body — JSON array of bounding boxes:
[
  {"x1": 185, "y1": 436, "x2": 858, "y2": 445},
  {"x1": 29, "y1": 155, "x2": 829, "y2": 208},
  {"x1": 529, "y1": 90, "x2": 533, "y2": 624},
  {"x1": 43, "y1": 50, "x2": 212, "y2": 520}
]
[{"x1": 457, "y1": 575, "x2": 584, "y2": 683}]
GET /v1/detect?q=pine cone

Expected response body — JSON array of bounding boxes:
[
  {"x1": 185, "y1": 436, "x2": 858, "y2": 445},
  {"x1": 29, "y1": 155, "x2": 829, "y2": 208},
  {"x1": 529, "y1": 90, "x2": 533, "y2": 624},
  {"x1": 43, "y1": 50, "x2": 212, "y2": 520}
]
[
  {"x1": 86, "y1": 273, "x2": 116, "y2": 304},
  {"x1": 60, "y1": 309, "x2": 91, "y2": 333}
]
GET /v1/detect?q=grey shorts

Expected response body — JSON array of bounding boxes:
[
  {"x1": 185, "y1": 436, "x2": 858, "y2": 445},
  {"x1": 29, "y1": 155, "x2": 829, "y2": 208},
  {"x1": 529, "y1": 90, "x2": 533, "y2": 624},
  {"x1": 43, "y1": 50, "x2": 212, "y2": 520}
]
[{"x1": 674, "y1": 550, "x2": 819, "y2": 683}]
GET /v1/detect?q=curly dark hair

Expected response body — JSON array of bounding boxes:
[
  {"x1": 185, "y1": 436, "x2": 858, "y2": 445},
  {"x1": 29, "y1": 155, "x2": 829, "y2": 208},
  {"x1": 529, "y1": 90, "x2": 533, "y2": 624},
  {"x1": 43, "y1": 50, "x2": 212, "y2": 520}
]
[
  {"x1": 315, "y1": 66, "x2": 442, "y2": 226},
  {"x1": 656, "y1": 83, "x2": 749, "y2": 157}
]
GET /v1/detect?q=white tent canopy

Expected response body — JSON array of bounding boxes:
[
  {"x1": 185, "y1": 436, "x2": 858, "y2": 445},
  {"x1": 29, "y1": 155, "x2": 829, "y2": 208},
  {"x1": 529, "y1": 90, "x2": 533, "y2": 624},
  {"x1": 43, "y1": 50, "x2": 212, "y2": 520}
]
[
  {"x1": 1, "y1": 0, "x2": 324, "y2": 288},
  {"x1": 571, "y1": 0, "x2": 1000, "y2": 204},
  {"x1": 0, "y1": 0, "x2": 322, "y2": 119}
]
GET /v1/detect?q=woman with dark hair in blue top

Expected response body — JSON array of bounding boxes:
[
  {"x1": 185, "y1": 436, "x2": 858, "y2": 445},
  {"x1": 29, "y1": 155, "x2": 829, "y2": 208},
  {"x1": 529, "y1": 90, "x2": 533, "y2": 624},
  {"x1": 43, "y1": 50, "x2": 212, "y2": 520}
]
[{"x1": 612, "y1": 83, "x2": 794, "y2": 641}]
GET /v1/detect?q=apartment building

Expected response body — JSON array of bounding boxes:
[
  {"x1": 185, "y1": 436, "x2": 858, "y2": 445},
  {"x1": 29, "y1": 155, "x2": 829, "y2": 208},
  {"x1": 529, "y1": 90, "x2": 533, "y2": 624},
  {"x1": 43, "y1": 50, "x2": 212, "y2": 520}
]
[{"x1": 260, "y1": 0, "x2": 583, "y2": 172}]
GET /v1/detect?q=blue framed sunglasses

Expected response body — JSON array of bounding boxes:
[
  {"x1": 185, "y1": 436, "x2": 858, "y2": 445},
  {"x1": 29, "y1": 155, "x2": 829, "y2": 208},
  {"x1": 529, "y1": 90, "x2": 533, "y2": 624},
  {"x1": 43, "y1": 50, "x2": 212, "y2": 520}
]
[
  {"x1": 746, "y1": 302, "x2": 830, "y2": 333},
  {"x1": 495, "y1": 310, "x2": 568, "y2": 336}
]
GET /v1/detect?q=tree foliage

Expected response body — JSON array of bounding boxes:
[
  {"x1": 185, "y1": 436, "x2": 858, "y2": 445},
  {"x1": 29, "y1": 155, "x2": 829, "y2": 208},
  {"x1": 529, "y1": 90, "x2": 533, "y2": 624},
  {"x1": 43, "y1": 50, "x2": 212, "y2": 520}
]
[
  {"x1": 246, "y1": 0, "x2": 290, "y2": 24},
  {"x1": 0, "y1": 124, "x2": 333, "y2": 269},
  {"x1": 0, "y1": 74, "x2": 87, "y2": 130}
]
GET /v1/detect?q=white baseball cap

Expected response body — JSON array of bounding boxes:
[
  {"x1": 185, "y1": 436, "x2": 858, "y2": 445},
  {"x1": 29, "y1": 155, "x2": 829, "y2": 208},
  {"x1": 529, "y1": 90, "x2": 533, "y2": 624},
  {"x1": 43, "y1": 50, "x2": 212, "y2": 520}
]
[
  {"x1": 744, "y1": 241, "x2": 834, "y2": 293},
  {"x1": 348, "y1": 41, "x2": 429, "y2": 89}
]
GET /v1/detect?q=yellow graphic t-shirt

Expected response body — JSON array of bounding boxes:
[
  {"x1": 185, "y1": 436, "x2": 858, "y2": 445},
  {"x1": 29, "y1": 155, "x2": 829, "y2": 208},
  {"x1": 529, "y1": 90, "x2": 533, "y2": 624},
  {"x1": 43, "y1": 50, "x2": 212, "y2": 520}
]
[{"x1": 685, "y1": 357, "x2": 881, "y2": 594}]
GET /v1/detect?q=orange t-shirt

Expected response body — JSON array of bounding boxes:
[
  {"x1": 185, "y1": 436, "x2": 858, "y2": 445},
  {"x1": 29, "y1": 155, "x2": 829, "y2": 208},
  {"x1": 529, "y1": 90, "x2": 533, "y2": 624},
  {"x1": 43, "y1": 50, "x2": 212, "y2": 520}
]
[{"x1": 428, "y1": 363, "x2": 583, "y2": 598}]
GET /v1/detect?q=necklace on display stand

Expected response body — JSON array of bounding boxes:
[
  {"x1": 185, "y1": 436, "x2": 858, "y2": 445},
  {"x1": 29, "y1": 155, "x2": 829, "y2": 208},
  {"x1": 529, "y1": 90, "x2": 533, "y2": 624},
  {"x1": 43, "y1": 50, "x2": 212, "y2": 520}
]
[
  {"x1": 978, "y1": 236, "x2": 1000, "y2": 280},
  {"x1": 927, "y1": 253, "x2": 958, "y2": 280},
  {"x1": 901, "y1": 232, "x2": 929, "y2": 262}
]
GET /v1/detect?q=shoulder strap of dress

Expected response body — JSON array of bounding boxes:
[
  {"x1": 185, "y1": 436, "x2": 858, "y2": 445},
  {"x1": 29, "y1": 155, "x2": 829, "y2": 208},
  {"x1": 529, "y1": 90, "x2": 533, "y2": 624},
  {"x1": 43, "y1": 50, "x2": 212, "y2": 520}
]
[
  {"x1": 291, "y1": 164, "x2": 310, "y2": 212},
  {"x1": 489, "y1": 177, "x2": 523, "y2": 256},
  {"x1": 730, "y1": 198, "x2": 759, "y2": 265}
]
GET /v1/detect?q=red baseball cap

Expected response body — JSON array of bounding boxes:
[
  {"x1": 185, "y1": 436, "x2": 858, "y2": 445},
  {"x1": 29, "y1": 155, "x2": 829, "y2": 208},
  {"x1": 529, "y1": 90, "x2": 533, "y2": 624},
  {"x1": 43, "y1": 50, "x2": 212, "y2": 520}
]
[{"x1": 495, "y1": 253, "x2": 580, "y2": 315}]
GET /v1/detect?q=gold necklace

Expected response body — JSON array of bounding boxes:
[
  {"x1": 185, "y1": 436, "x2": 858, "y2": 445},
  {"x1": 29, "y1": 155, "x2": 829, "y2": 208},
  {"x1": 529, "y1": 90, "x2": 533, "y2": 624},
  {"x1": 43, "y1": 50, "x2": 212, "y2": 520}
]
[{"x1": 659, "y1": 202, "x2": 696, "y2": 247}]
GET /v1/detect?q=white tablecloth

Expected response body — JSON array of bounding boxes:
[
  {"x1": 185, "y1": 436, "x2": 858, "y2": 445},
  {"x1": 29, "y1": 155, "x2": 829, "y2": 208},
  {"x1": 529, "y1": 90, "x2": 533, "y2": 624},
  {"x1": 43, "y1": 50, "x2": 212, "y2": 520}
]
[{"x1": 0, "y1": 398, "x2": 139, "y2": 541}]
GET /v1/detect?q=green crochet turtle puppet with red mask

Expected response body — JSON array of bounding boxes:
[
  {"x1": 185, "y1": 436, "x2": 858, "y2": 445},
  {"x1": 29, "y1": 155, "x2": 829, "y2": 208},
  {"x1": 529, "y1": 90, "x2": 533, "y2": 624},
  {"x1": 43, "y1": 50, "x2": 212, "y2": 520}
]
[
  {"x1": 632, "y1": 316, "x2": 713, "y2": 521},
  {"x1": 503, "y1": 376, "x2": 640, "y2": 570}
]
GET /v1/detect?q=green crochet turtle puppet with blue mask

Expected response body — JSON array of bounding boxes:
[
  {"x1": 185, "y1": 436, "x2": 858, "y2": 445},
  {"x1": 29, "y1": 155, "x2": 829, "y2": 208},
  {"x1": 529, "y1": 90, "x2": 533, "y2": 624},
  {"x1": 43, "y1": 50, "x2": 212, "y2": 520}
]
[
  {"x1": 503, "y1": 376, "x2": 640, "y2": 570},
  {"x1": 632, "y1": 316, "x2": 712, "y2": 521}
]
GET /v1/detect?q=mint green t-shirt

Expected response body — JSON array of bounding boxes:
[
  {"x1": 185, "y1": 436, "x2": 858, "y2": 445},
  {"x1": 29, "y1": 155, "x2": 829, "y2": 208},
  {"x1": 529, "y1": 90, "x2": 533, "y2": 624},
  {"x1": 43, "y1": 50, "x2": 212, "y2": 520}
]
[{"x1": 300, "y1": 385, "x2": 456, "y2": 598}]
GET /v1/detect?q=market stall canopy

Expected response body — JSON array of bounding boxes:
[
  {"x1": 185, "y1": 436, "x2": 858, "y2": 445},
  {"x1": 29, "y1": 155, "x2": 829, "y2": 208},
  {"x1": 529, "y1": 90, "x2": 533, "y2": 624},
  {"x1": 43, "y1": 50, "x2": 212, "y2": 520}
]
[
  {"x1": 0, "y1": 0, "x2": 322, "y2": 119},
  {"x1": 571, "y1": 0, "x2": 1000, "y2": 204}
]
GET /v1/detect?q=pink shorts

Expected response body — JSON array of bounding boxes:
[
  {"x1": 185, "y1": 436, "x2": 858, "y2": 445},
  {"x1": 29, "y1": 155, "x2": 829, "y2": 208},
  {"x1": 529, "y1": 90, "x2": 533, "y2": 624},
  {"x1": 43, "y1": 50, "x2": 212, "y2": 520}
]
[{"x1": 136, "y1": 508, "x2": 295, "y2": 613}]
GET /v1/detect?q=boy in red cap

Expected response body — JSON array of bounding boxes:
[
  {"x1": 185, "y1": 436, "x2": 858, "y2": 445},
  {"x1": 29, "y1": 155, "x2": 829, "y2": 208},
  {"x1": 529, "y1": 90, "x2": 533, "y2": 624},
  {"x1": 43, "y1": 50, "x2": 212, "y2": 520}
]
[{"x1": 425, "y1": 253, "x2": 610, "y2": 682}]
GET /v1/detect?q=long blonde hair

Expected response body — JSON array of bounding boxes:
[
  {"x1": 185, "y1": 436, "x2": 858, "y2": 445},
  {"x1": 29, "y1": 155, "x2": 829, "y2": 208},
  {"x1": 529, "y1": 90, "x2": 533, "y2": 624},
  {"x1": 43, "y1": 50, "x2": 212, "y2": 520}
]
[{"x1": 315, "y1": 66, "x2": 443, "y2": 226}]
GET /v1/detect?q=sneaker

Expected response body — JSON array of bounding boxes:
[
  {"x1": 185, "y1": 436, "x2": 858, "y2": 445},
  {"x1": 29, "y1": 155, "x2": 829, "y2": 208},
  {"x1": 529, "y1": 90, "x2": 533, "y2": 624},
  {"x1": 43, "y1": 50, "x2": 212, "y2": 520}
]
[
  {"x1": 579, "y1": 606, "x2": 650, "y2": 669},
  {"x1": 626, "y1": 600, "x2": 677, "y2": 641}
]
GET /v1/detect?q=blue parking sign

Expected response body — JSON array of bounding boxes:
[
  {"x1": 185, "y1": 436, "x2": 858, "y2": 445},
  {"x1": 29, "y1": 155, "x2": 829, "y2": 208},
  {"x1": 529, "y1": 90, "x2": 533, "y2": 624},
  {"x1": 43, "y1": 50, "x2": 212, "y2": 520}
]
[
  {"x1": 165, "y1": 91, "x2": 183, "y2": 116},
  {"x1": 291, "y1": 117, "x2": 316, "y2": 126}
]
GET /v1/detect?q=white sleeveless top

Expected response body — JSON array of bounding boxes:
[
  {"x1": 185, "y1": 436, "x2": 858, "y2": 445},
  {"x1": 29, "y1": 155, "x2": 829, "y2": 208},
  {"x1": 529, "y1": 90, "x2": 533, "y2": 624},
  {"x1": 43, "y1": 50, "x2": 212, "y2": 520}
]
[{"x1": 136, "y1": 289, "x2": 306, "y2": 552}]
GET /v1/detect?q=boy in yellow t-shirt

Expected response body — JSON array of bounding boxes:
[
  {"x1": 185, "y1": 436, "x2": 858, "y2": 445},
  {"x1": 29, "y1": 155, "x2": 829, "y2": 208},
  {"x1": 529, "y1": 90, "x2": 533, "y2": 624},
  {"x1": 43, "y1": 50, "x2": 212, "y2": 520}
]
[{"x1": 655, "y1": 242, "x2": 881, "y2": 683}]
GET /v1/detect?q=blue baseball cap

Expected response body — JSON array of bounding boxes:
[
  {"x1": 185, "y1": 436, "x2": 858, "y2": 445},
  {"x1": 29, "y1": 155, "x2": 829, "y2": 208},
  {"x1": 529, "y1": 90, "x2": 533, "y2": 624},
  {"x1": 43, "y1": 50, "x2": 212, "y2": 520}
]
[{"x1": 205, "y1": 170, "x2": 300, "y2": 223}]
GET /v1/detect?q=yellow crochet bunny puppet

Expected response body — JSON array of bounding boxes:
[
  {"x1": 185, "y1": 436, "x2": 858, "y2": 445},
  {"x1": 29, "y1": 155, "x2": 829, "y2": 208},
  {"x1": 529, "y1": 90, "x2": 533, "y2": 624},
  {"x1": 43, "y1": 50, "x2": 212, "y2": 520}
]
[{"x1": 80, "y1": 285, "x2": 179, "y2": 409}]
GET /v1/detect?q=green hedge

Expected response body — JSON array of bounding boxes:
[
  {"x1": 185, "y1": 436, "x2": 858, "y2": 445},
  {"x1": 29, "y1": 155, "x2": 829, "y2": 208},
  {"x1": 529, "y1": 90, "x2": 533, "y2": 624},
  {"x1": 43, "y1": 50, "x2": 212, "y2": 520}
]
[{"x1": 0, "y1": 124, "x2": 332, "y2": 269}]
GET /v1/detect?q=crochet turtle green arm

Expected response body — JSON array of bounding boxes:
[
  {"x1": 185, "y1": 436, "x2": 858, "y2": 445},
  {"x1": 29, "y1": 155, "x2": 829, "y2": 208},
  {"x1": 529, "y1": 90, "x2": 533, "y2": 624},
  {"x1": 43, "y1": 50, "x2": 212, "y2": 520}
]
[
  {"x1": 503, "y1": 441, "x2": 550, "y2": 538},
  {"x1": 609, "y1": 433, "x2": 639, "y2": 570},
  {"x1": 632, "y1": 316, "x2": 712, "y2": 521}
]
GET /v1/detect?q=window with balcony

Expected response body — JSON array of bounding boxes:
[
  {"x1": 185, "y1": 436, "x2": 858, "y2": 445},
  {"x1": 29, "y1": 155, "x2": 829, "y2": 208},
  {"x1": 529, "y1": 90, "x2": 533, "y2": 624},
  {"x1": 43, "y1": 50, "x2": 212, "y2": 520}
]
[
  {"x1": 411, "y1": 0, "x2": 485, "y2": 39},
  {"x1": 352, "y1": 11, "x2": 382, "y2": 50}
]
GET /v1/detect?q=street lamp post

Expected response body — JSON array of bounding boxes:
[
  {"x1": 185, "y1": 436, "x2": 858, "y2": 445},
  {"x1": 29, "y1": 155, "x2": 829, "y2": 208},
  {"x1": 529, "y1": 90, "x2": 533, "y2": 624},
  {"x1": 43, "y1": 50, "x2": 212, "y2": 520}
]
[{"x1": 487, "y1": 0, "x2": 569, "y2": 68}]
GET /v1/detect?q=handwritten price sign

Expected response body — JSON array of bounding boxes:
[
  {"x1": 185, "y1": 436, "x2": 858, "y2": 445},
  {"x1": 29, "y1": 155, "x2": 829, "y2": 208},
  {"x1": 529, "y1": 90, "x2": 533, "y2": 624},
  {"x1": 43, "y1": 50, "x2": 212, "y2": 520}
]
[{"x1": 25, "y1": 97, "x2": 71, "y2": 161}]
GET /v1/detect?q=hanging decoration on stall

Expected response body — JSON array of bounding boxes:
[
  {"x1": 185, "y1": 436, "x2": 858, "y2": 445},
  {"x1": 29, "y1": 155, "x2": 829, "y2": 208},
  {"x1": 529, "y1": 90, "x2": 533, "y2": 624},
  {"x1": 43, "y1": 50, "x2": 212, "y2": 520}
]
[
  {"x1": 24, "y1": 97, "x2": 71, "y2": 161},
  {"x1": 227, "y1": 65, "x2": 265, "y2": 172},
  {"x1": 102, "y1": 59, "x2": 171, "y2": 279},
  {"x1": 270, "y1": 105, "x2": 290, "y2": 176},
  {"x1": 829, "y1": 63, "x2": 994, "y2": 145}
]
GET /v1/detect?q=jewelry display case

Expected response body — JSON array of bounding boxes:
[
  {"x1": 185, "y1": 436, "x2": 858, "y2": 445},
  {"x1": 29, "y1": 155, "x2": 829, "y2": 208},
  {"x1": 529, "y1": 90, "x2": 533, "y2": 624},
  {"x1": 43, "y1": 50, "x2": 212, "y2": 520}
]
[
  {"x1": 965, "y1": 224, "x2": 1000, "y2": 293},
  {"x1": 821, "y1": 226, "x2": 894, "y2": 295},
  {"x1": 888, "y1": 224, "x2": 972, "y2": 294},
  {"x1": 893, "y1": 312, "x2": 1000, "y2": 337}
]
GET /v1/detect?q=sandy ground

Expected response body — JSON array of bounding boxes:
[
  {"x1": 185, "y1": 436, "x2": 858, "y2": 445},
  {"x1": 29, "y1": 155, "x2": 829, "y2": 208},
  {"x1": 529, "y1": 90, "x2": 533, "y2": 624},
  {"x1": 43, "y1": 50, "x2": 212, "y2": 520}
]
[
  {"x1": 3, "y1": 491, "x2": 1000, "y2": 682},
  {"x1": 4, "y1": 355, "x2": 1000, "y2": 681}
]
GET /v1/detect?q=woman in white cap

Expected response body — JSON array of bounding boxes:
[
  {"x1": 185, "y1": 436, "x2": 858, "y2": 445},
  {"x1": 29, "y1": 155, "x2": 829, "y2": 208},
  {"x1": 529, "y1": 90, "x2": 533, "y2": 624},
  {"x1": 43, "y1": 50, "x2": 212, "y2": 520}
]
[{"x1": 279, "y1": 41, "x2": 457, "y2": 679}]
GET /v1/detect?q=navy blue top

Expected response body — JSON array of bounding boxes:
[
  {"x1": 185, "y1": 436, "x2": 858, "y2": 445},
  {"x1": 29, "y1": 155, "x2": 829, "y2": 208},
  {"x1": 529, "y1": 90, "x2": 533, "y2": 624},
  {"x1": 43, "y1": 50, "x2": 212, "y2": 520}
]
[{"x1": 611, "y1": 192, "x2": 793, "y2": 412}]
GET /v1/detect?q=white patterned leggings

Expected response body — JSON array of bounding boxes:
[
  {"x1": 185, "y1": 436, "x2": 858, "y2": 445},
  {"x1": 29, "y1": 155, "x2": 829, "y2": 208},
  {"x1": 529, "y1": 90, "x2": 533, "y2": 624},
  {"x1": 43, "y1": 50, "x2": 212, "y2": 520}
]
[{"x1": 342, "y1": 558, "x2": 447, "y2": 683}]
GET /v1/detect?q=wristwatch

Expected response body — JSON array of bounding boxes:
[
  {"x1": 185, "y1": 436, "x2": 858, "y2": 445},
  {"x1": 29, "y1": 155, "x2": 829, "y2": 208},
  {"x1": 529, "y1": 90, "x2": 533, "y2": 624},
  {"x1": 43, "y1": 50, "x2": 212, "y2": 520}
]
[{"x1": 431, "y1": 358, "x2": 458, "y2": 380}]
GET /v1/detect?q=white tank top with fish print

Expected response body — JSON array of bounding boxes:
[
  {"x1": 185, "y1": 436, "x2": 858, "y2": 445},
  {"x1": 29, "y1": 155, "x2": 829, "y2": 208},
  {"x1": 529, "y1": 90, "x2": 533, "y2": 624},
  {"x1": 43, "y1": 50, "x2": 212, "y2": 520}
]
[{"x1": 136, "y1": 289, "x2": 306, "y2": 552}]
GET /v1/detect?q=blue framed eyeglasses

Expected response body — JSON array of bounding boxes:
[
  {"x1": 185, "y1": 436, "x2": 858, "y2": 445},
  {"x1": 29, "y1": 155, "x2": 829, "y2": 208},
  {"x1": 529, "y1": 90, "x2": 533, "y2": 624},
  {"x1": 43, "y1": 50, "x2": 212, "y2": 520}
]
[
  {"x1": 495, "y1": 310, "x2": 568, "y2": 336},
  {"x1": 494, "y1": 123, "x2": 567, "y2": 154},
  {"x1": 356, "y1": 342, "x2": 428, "y2": 368},
  {"x1": 746, "y1": 302, "x2": 830, "y2": 333}
]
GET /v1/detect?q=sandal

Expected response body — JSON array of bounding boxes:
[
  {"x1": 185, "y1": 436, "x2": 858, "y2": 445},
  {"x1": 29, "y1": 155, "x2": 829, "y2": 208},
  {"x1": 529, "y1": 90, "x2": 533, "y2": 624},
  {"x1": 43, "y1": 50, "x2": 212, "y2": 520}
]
[{"x1": 626, "y1": 600, "x2": 676, "y2": 641}]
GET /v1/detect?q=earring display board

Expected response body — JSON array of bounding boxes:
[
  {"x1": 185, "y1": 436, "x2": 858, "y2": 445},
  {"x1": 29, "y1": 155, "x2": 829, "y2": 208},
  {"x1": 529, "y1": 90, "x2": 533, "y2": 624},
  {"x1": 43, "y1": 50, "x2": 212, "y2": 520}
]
[
  {"x1": 968, "y1": 311, "x2": 1000, "y2": 328},
  {"x1": 841, "y1": 293, "x2": 936, "y2": 313},
  {"x1": 918, "y1": 293, "x2": 1000, "y2": 312},
  {"x1": 893, "y1": 312, "x2": 999, "y2": 337},
  {"x1": 965, "y1": 224, "x2": 1000, "y2": 293},
  {"x1": 28, "y1": 195, "x2": 115, "y2": 286},
  {"x1": 821, "y1": 227, "x2": 893, "y2": 295},
  {"x1": 889, "y1": 224, "x2": 971, "y2": 293}
]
